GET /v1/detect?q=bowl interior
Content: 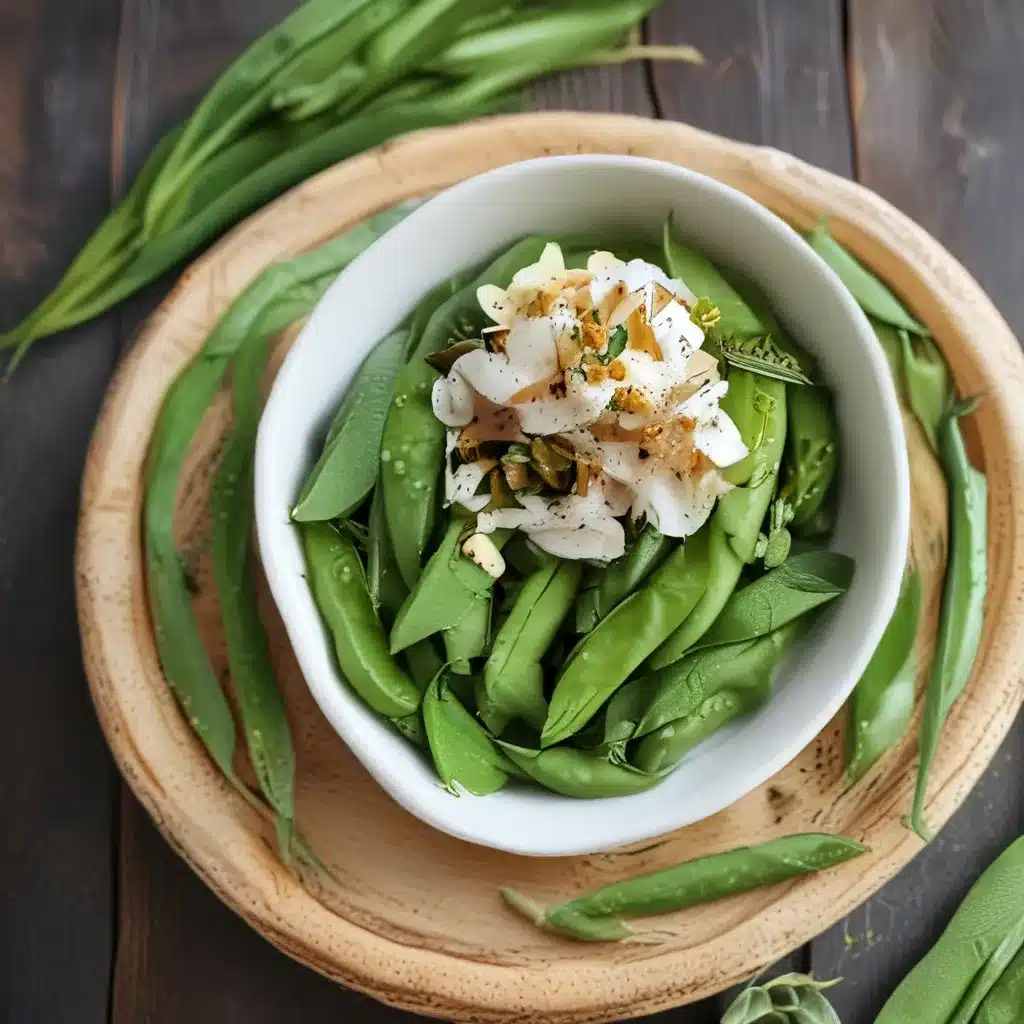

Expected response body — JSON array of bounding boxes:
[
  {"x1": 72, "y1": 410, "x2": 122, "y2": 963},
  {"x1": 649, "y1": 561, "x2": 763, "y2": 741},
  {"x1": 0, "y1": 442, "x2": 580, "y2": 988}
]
[{"x1": 255, "y1": 155, "x2": 909, "y2": 856}]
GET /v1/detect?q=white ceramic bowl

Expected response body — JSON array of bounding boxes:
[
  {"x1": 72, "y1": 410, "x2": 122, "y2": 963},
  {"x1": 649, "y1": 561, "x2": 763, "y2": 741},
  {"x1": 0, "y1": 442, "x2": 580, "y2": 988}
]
[{"x1": 255, "y1": 155, "x2": 909, "y2": 857}]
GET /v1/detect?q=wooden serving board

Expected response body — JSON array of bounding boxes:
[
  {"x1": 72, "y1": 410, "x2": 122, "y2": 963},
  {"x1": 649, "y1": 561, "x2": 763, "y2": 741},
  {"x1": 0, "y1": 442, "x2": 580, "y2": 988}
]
[{"x1": 77, "y1": 113, "x2": 1024, "y2": 1022}]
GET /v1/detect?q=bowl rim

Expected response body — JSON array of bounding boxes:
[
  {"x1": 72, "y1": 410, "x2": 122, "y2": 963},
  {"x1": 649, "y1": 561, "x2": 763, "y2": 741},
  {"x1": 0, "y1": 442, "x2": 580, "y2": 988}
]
[{"x1": 255, "y1": 152, "x2": 910, "y2": 857}]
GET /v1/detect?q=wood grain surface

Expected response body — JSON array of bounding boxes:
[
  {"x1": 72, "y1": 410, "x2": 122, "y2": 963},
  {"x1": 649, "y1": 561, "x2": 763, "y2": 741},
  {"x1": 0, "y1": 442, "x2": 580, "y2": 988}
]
[{"x1": 2, "y1": 2, "x2": 1023, "y2": 1022}]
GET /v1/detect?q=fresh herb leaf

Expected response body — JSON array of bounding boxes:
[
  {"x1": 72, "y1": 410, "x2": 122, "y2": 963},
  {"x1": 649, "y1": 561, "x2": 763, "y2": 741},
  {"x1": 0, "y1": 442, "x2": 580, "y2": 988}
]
[
  {"x1": 424, "y1": 337, "x2": 483, "y2": 375},
  {"x1": 603, "y1": 324, "x2": 628, "y2": 362},
  {"x1": 721, "y1": 334, "x2": 813, "y2": 385}
]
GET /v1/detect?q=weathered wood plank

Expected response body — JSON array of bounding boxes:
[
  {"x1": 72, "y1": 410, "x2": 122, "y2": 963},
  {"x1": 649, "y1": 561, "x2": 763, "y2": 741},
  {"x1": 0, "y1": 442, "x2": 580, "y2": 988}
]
[
  {"x1": 811, "y1": 1, "x2": 1024, "y2": 1018},
  {"x1": 647, "y1": 0, "x2": 853, "y2": 175},
  {"x1": 0, "y1": 2, "x2": 122, "y2": 1023}
]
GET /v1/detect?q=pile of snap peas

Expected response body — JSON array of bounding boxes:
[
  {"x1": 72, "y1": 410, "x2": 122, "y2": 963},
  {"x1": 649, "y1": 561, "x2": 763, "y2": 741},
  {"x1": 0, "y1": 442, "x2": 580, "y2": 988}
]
[
  {"x1": 1, "y1": 0, "x2": 701, "y2": 371},
  {"x1": 296, "y1": 222, "x2": 855, "y2": 799}
]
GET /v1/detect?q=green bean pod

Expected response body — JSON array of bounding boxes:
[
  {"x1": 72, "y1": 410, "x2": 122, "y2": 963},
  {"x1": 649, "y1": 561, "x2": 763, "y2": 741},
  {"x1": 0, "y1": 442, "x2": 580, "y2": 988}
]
[
  {"x1": 910, "y1": 411, "x2": 988, "y2": 837},
  {"x1": 211, "y1": 327, "x2": 295, "y2": 856},
  {"x1": 846, "y1": 570, "x2": 921, "y2": 786},
  {"x1": 422, "y1": 670, "x2": 508, "y2": 796},
  {"x1": 634, "y1": 619, "x2": 810, "y2": 773},
  {"x1": 876, "y1": 836, "x2": 1024, "y2": 1023},
  {"x1": 898, "y1": 329, "x2": 949, "y2": 452},
  {"x1": 302, "y1": 521, "x2": 421, "y2": 719},
  {"x1": 649, "y1": 375, "x2": 788, "y2": 669},
  {"x1": 292, "y1": 326, "x2": 408, "y2": 522},
  {"x1": 574, "y1": 525, "x2": 673, "y2": 633},
  {"x1": 541, "y1": 528, "x2": 712, "y2": 747},
  {"x1": 497, "y1": 743, "x2": 665, "y2": 799},
  {"x1": 484, "y1": 561, "x2": 582, "y2": 729},
  {"x1": 782, "y1": 384, "x2": 838, "y2": 529},
  {"x1": 502, "y1": 833, "x2": 867, "y2": 941}
]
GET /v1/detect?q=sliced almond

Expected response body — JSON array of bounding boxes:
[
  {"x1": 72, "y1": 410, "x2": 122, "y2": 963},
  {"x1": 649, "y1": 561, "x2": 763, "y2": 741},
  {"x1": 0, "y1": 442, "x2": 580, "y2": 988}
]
[
  {"x1": 626, "y1": 305, "x2": 663, "y2": 360},
  {"x1": 587, "y1": 250, "x2": 624, "y2": 273},
  {"x1": 650, "y1": 281, "x2": 675, "y2": 318},
  {"x1": 477, "y1": 284, "x2": 516, "y2": 327},
  {"x1": 556, "y1": 329, "x2": 584, "y2": 370},
  {"x1": 607, "y1": 288, "x2": 646, "y2": 330},
  {"x1": 576, "y1": 461, "x2": 590, "y2": 497},
  {"x1": 565, "y1": 268, "x2": 594, "y2": 288}
]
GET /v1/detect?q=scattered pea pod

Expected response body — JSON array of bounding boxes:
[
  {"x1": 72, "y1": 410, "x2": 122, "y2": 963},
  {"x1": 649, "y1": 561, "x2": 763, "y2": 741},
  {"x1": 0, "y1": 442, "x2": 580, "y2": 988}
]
[
  {"x1": 145, "y1": 218, "x2": 393, "y2": 788},
  {"x1": 974, "y1": 945, "x2": 1024, "y2": 1024},
  {"x1": 909, "y1": 407, "x2": 988, "y2": 838},
  {"x1": 302, "y1": 521, "x2": 421, "y2": 719},
  {"x1": 846, "y1": 570, "x2": 920, "y2": 786},
  {"x1": 501, "y1": 833, "x2": 868, "y2": 942},
  {"x1": 541, "y1": 527, "x2": 712, "y2": 747},
  {"x1": 876, "y1": 836, "x2": 1024, "y2": 1023},
  {"x1": 210, "y1": 318, "x2": 295, "y2": 857}
]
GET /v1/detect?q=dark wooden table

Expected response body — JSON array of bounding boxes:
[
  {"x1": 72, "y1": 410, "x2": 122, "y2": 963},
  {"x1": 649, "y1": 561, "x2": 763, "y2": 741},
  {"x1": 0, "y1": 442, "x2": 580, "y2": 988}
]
[{"x1": 1, "y1": 2, "x2": 1021, "y2": 1021}]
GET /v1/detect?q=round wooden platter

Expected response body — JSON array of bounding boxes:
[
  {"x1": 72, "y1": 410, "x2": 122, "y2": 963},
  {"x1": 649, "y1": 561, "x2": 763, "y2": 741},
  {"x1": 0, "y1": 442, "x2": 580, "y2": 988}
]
[{"x1": 77, "y1": 112, "x2": 1024, "y2": 1022}]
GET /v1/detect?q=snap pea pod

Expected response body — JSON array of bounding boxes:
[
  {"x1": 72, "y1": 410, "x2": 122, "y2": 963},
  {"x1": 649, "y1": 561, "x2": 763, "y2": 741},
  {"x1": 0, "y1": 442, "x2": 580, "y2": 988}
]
[
  {"x1": 302, "y1": 521, "x2": 421, "y2": 719},
  {"x1": 292, "y1": 327, "x2": 409, "y2": 522},
  {"x1": 805, "y1": 222, "x2": 929, "y2": 337},
  {"x1": 403, "y1": 637, "x2": 444, "y2": 692},
  {"x1": 443, "y1": 594, "x2": 491, "y2": 675},
  {"x1": 389, "y1": 518, "x2": 495, "y2": 654},
  {"x1": 910, "y1": 408, "x2": 988, "y2": 838},
  {"x1": 381, "y1": 237, "x2": 548, "y2": 588},
  {"x1": 782, "y1": 385, "x2": 838, "y2": 530},
  {"x1": 876, "y1": 836, "x2": 1024, "y2": 1023},
  {"x1": 211, "y1": 323, "x2": 295, "y2": 857},
  {"x1": 477, "y1": 664, "x2": 546, "y2": 737},
  {"x1": 483, "y1": 561, "x2": 582, "y2": 730},
  {"x1": 649, "y1": 375, "x2": 788, "y2": 669},
  {"x1": 974, "y1": 945, "x2": 1024, "y2": 1024},
  {"x1": 662, "y1": 214, "x2": 764, "y2": 341},
  {"x1": 366, "y1": 484, "x2": 408, "y2": 628},
  {"x1": 541, "y1": 527, "x2": 712, "y2": 747},
  {"x1": 144, "y1": 221, "x2": 392, "y2": 787},
  {"x1": 501, "y1": 833, "x2": 868, "y2": 942},
  {"x1": 422, "y1": 669, "x2": 508, "y2": 797},
  {"x1": 574, "y1": 525, "x2": 673, "y2": 633},
  {"x1": 898, "y1": 328, "x2": 950, "y2": 453},
  {"x1": 686, "y1": 551, "x2": 853, "y2": 654},
  {"x1": 405, "y1": 273, "x2": 471, "y2": 360},
  {"x1": 846, "y1": 571, "x2": 921, "y2": 786},
  {"x1": 496, "y1": 743, "x2": 665, "y2": 799},
  {"x1": 634, "y1": 619, "x2": 810, "y2": 773}
]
